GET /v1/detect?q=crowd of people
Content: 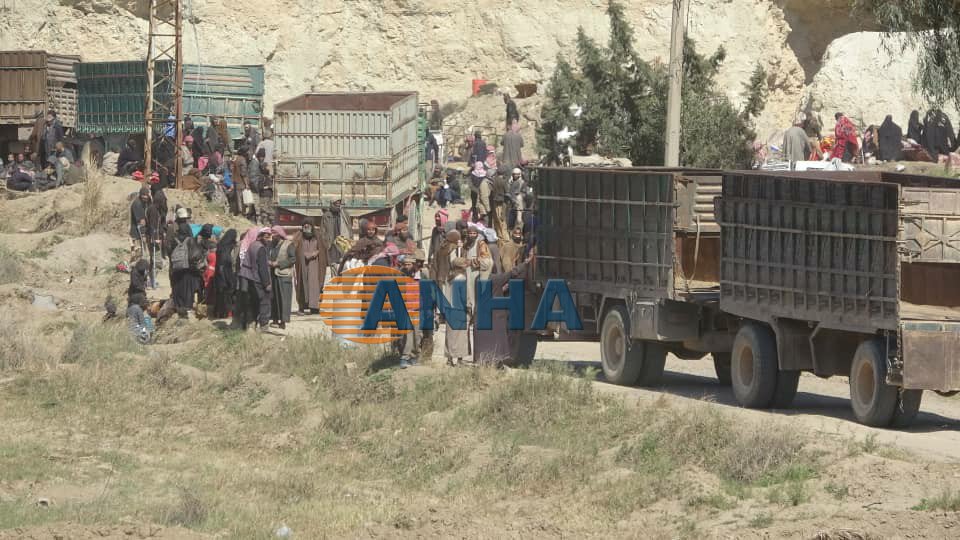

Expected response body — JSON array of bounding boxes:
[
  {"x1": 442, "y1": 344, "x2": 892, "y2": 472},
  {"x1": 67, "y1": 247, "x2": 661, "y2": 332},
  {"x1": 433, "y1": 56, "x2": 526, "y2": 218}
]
[
  {"x1": 2, "y1": 110, "x2": 83, "y2": 192},
  {"x1": 125, "y1": 184, "x2": 538, "y2": 369},
  {"x1": 780, "y1": 108, "x2": 960, "y2": 168},
  {"x1": 116, "y1": 115, "x2": 274, "y2": 224},
  {"x1": 125, "y1": 190, "x2": 335, "y2": 341}
]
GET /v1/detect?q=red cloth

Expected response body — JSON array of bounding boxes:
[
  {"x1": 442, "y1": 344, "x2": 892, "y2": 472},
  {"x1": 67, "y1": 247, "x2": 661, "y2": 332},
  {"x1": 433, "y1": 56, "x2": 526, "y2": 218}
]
[
  {"x1": 203, "y1": 251, "x2": 216, "y2": 288},
  {"x1": 833, "y1": 116, "x2": 859, "y2": 158}
]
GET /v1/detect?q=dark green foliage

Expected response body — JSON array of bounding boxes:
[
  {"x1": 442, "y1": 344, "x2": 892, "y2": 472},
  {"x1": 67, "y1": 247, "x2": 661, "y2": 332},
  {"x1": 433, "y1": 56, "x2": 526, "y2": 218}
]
[
  {"x1": 537, "y1": 1, "x2": 767, "y2": 169},
  {"x1": 858, "y1": 1, "x2": 960, "y2": 109}
]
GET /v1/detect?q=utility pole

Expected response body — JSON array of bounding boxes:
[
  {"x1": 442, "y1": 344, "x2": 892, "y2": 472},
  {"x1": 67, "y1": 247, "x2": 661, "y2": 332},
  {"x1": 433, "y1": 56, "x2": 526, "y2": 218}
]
[
  {"x1": 144, "y1": 0, "x2": 183, "y2": 187},
  {"x1": 664, "y1": 0, "x2": 688, "y2": 167}
]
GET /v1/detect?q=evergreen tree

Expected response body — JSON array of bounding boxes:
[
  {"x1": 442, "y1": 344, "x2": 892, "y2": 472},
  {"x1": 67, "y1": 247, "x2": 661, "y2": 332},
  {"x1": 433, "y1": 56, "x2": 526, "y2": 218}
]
[{"x1": 537, "y1": 0, "x2": 767, "y2": 169}]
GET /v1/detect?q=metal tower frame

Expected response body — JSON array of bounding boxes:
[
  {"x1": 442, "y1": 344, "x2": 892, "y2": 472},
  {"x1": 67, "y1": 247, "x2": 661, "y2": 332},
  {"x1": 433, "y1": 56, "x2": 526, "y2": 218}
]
[{"x1": 144, "y1": 0, "x2": 183, "y2": 187}]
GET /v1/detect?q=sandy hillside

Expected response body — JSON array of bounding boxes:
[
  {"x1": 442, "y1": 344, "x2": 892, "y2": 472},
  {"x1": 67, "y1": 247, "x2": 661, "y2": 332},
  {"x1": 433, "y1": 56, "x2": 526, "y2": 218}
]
[{"x1": 0, "y1": 0, "x2": 953, "y2": 141}]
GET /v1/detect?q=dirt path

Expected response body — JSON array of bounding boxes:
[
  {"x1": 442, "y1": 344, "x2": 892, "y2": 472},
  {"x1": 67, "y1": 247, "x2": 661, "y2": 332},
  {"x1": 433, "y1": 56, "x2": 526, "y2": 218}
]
[{"x1": 537, "y1": 341, "x2": 960, "y2": 463}]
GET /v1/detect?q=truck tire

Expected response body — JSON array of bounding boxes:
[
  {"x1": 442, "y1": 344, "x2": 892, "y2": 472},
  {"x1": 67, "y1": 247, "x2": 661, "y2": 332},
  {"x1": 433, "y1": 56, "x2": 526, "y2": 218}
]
[
  {"x1": 730, "y1": 324, "x2": 778, "y2": 408},
  {"x1": 600, "y1": 306, "x2": 666, "y2": 386},
  {"x1": 771, "y1": 370, "x2": 801, "y2": 409},
  {"x1": 713, "y1": 353, "x2": 732, "y2": 386},
  {"x1": 849, "y1": 338, "x2": 899, "y2": 427},
  {"x1": 506, "y1": 332, "x2": 538, "y2": 368},
  {"x1": 891, "y1": 389, "x2": 923, "y2": 428}
]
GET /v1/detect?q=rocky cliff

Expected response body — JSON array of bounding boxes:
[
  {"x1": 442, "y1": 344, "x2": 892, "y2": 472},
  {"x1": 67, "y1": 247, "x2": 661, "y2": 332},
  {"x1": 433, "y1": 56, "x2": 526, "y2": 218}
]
[{"x1": 0, "y1": 0, "x2": 945, "y2": 140}]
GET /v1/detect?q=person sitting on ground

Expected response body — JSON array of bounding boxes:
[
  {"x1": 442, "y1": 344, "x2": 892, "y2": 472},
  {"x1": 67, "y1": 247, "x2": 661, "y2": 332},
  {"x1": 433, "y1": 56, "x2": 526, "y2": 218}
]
[
  {"x1": 117, "y1": 138, "x2": 141, "y2": 176},
  {"x1": 52, "y1": 141, "x2": 74, "y2": 187},
  {"x1": 6, "y1": 164, "x2": 35, "y2": 192},
  {"x1": 127, "y1": 293, "x2": 152, "y2": 344}
]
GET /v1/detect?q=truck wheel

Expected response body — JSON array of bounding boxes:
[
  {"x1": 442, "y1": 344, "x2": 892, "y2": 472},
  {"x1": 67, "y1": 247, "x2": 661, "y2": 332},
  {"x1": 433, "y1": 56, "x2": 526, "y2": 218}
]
[
  {"x1": 713, "y1": 353, "x2": 732, "y2": 386},
  {"x1": 730, "y1": 324, "x2": 778, "y2": 408},
  {"x1": 771, "y1": 370, "x2": 801, "y2": 409},
  {"x1": 891, "y1": 390, "x2": 923, "y2": 428},
  {"x1": 506, "y1": 332, "x2": 538, "y2": 368},
  {"x1": 600, "y1": 306, "x2": 666, "y2": 386},
  {"x1": 849, "y1": 339, "x2": 899, "y2": 427}
]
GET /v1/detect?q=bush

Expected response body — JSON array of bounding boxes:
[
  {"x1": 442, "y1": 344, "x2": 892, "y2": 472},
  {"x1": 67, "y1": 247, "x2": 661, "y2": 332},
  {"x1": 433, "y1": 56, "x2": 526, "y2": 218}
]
[{"x1": 537, "y1": 0, "x2": 766, "y2": 168}]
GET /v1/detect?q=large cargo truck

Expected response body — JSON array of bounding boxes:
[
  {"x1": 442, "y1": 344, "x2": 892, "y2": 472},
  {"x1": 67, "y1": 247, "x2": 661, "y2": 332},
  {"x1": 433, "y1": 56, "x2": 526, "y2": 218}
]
[
  {"x1": 0, "y1": 51, "x2": 79, "y2": 153},
  {"x1": 74, "y1": 60, "x2": 264, "y2": 145},
  {"x1": 533, "y1": 166, "x2": 960, "y2": 428},
  {"x1": 272, "y1": 92, "x2": 423, "y2": 233},
  {"x1": 531, "y1": 167, "x2": 734, "y2": 384},
  {"x1": 716, "y1": 170, "x2": 960, "y2": 427}
]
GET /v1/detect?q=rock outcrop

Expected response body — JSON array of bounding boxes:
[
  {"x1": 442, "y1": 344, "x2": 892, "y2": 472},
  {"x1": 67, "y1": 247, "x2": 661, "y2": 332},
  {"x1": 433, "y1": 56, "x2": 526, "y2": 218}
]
[{"x1": 0, "y1": 0, "x2": 945, "y2": 139}]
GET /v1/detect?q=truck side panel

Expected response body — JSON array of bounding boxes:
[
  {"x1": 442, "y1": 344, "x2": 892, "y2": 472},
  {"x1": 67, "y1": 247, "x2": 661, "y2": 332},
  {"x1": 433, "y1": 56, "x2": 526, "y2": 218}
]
[
  {"x1": 718, "y1": 173, "x2": 901, "y2": 332},
  {"x1": 537, "y1": 167, "x2": 676, "y2": 300},
  {"x1": 274, "y1": 93, "x2": 419, "y2": 213}
]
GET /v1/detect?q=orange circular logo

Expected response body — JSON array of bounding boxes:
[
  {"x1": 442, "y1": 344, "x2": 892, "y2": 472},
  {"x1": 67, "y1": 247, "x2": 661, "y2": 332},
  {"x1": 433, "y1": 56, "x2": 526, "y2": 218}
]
[{"x1": 319, "y1": 266, "x2": 420, "y2": 344}]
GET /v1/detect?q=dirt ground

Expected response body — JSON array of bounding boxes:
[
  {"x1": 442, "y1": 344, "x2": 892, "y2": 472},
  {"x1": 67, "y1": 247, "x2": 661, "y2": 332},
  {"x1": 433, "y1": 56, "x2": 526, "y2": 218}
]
[{"x1": 2, "y1": 170, "x2": 960, "y2": 538}]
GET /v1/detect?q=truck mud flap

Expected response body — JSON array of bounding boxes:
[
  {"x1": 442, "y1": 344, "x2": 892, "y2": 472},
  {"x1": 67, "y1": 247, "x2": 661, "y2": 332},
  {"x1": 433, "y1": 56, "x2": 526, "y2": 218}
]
[{"x1": 902, "y1": 322, "x2": 960, "y2": 391}]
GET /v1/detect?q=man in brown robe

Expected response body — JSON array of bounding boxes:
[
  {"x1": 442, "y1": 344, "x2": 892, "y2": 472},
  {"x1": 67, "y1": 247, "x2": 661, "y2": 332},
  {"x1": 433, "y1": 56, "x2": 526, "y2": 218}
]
[
  {"x1": 499, "y1": 227, "x2": 525, "y2": 273},
  {"x1": 293, "y1": 220, "x2": 328, "y2": 314},
  {"x1": 472, "y1": 255, "x2": 531, "y2": 367}
]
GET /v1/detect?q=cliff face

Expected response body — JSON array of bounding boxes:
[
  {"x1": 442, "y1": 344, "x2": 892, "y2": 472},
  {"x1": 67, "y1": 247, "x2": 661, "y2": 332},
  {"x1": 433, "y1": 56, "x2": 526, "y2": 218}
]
[{"x1": 0, "y1": 0, "x2": 942, "y2": 139}]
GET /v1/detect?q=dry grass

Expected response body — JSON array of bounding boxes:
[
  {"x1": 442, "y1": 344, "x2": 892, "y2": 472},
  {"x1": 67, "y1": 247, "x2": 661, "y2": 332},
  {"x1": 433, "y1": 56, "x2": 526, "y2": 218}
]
[
  {"x1": 0, "y1": 244, "x2": 22, "y2": 285},
  {"x1": 79, "y1": 169, "x2": 104, "y2": 234},
  {"x1": 0, "y1": 319, "x2": 902, "y2": 537}
]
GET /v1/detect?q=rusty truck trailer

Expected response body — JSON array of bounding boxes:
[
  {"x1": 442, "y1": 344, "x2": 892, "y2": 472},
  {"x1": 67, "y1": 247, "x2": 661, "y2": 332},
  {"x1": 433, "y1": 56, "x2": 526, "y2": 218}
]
[
  {"x1": 717, "y1": 170, "x2": 960, "y2": 427},
  {"x1": 532, "y1": 166, "x2": 735, "y2": 385},
  {"x1": 534, "y1": 166, "x2": 960, "y2": 428}
]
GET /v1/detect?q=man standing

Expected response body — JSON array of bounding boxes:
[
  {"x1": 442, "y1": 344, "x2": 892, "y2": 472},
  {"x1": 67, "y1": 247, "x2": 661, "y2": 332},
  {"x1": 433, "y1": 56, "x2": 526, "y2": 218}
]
[
  {"x1": 43, "y1": 110, "x2": 64, "y2": 162},
  {"x1": 165, "y1": 207, "x2": 204, "y2": 319},
  {"x1": 490, "y1": 171, "x2": 510, "y2": 242},
  {"x1": 239, "y1": 228, "x2": 273, "y2": 331},
  {"x1": 469, "y1": 131, "x2": 488, "y2": 167},
  {"x1": 504, "y1": 94, "x2": 519, "y2": 130},
  {"x1": 396, "y1": 254, "x2": 421, "y2": 368},
  {"x1": 293, "y1": 220, "x2": 328, "y2": 315},
  {"x1": 256, "y1": 135, "x2": 275, "y2": 176},
  {"x1": 783, "y1": 117, "x2": 810, "y2": 170},
  {"x1": 247, "y1": 148, "x2": 263, "y2": 194},
  {"x1": 129, "y1": 186, "x2": 153, "y2": 263},
  {"x1": 243, "y1": 121, "x2": 261, "y2": 152},
  {"x1": 501, "y1": 122, "x2": 524, "y2": 171},
  {"x1": 832, "y1": 112, "x2": 859, "y2": 163},
  {"x1": 499, "y1": 227, "x2": 526, "y2": 273}
]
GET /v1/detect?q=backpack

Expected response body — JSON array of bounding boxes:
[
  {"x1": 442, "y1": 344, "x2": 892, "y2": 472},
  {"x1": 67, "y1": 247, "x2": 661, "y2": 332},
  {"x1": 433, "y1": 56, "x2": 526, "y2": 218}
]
[{"x1": 170, "y1": 238, "x2": 190, "y2": 271}]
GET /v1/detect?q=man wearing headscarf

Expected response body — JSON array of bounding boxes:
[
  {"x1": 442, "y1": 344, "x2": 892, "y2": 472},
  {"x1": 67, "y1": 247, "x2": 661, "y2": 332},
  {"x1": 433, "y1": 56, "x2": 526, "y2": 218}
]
[
  {"x1": 293, "y1": 220, "x2": 328, "y2": 315},
  {"x1": 445, "y1": 257, "x2": 470, "y2": 366},
  {"x1": 238, "y1": 227, "x2": 273, "y2": 331},
  {"x1": 432, "y1": 229, "x2": 459, "y2": 303},
  {"x1": 428, "y1": 210, "x2": 449, "y2": 265},
  {"x1": 213, "y1": 229, "x2": 238, "y2": 319},
  {"x1": 877, "y1": 115, "x2": 904, "y2": 162},
  {"x1": 117, "y1": 138, "x2": 141, "y2": 176},
  {"x1": 908, "y1": 110, "x2": 923, "y2": 144},
  {"x1": 340, "y1": 219, "x2": 383, "y2": 272},
  {"x1": 499, "y1": 227, "x2": 526, "y2": 273},
  {"x1": 465, "y1": 223, "x2": 492, "y2": 319},
  {"x1": 164, "y1": 207, "x2": 203, "y2": 319},
  {"x1": 269, "y1": 226, "x2": 296, "y2": 328},
  {"x1": 477, "y1": 223, "x2": 501, "y2": 274}
]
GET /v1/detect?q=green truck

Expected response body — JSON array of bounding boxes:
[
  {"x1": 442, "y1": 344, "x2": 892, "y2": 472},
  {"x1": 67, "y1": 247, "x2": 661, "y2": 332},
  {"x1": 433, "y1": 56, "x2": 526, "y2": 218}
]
[{"x1": 74, "y1": 60, "x2": 264, "y2": 149}]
